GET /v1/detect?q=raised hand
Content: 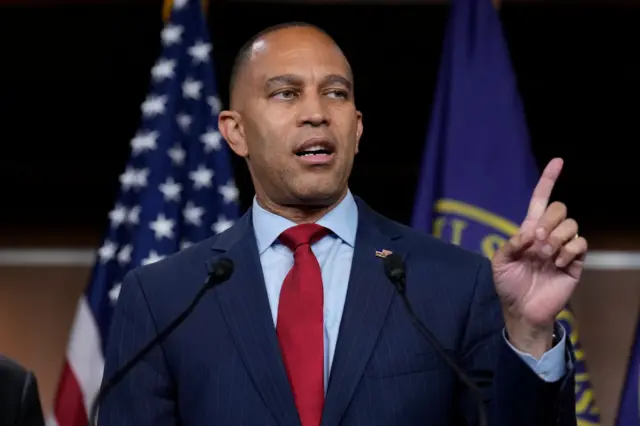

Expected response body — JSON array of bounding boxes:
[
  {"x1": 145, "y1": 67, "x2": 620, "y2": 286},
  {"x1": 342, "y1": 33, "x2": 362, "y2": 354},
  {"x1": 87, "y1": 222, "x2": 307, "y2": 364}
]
[{"x1": 491, "y1": 158, "x2": 588, "y2": 355}]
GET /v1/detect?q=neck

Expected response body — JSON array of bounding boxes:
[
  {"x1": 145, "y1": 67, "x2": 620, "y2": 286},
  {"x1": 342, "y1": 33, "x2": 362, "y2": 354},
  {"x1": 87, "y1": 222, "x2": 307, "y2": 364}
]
[{"x1": 256, "y1": 190, "x2": 348, "y2": 224}]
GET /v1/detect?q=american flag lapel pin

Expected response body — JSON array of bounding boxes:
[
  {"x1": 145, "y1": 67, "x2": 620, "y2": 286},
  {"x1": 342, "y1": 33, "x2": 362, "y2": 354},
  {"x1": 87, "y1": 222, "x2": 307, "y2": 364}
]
[{"x1": 375, "y1": 249, "x2": 393, "y2": 258}]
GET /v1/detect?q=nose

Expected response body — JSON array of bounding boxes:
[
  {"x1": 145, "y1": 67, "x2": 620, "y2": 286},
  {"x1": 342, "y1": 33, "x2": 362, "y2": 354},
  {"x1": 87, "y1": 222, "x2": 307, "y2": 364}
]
[{"x1": 296, "y1": 93, "x2": 331, "y2": 127}]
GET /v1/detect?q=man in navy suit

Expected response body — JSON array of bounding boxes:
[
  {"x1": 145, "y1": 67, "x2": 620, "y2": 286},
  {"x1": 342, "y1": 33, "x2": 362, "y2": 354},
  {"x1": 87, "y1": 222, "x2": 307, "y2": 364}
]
[{"x1": 99, "y1": 22, "x2": 585, "y2": 426}]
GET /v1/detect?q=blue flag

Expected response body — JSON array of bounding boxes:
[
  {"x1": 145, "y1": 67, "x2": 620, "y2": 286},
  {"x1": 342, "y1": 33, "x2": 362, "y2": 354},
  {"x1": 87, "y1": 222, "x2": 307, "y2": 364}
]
[
  {"x1": 49, "y1": 1, "x2": 239, "y2": 424},
  {"x1": 616, "y1": 319, "x2": 640, "y2": 426},
  {"x1": 410, "y1": 0, "x2": 600, "y2": 424},
  {"x1": 556, "y1": 310, "x2": 602, "y2": 425}
]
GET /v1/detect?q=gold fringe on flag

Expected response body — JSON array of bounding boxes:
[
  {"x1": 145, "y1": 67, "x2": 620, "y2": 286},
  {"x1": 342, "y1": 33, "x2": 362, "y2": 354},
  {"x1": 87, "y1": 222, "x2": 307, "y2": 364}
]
[{"x1": 162, "y1": 0, "x2": 209, "y2": 23}]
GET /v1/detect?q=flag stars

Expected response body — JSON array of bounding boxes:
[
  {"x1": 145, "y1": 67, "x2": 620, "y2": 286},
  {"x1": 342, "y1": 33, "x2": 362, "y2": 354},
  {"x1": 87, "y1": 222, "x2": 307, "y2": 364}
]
[
  {"x1": 188, "y1": 40, "x2": 211, "y2": 63},
  {"x1": 109, "y1": 283, "x2": 121, "y2": 304},
  {"x1": 119, "y1": 167, "x2": 149, "y2": 191},
  {"x1": 109, "y1": 204, "x2": 127, "y2": 228},
  {"x1": 207, "y1": 96, "x2": 222, "y2": 115},
  {"x1": 159, "y1": 177, "x2": 182, "y2": 202},
  {"x1": 150, "y1": 213, "x2": 175, "y2": 240},
  {"x1": 172, "y1": 0, "x2": 189, "y2": 10},
  {"x1": 161, "y1": 24, "x2": 183, "y2": 46},
  {"x1": 151, "y1": 58, "x2": 176, "y2": 81},
  {"x1": 131, "y1": 131, "x2": 159, "y2": 154},
  {"x1": 119, "y1": 168, "x2": 137, "y2": 190},
  {"x1": 142, "y1": 250, "x2": 165, "y2": 265},
  {"x1": 127, "y1": 205, "x2": 141, "y2": 226},
  {"x1": 141, "y1": 96, "x2": 167, "y2": 118},
  {"x1": 201, "y1": 129, "x2": 222, "y2": 152},
  {"x1": 213, "y1": 215, "x2": 234, "y2": 234},
  {"x1": 189, "y1": 165, "x2": 214, "y2": 189},
  {"x1": 177, "y1": 113, "x2": 192, "y2": 132},
  {"x1": 98, "y1": 241, "x2": 117, "y2": 263},
  {"x1": 219, "y1": 181, "x2": 239, "y2": 204},
  {"x1": 168, "y1": 145, "x2": 186, "y2": 166},
  {"x1": 117, "y1": 244, "x2": 132, "y2": 265},
  {"x1": 182, "y1": 78, "x2": 202, "y2": 99},
  {"x1": 83, "y1": 9, "x2": 239, "y2": 327},
  {"x1": 183, "y1": 201, "x2": 205, "y2": 226}
]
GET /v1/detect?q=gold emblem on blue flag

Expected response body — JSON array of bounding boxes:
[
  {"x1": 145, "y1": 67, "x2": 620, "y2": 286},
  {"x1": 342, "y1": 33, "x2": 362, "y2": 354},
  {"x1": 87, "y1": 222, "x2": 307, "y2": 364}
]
[
  {"x1": 432, "y1": 199, "x2": 519, "y2": 258},
  {"x1": 556, "y1": 310, "x2": 601, "y2": 425}
]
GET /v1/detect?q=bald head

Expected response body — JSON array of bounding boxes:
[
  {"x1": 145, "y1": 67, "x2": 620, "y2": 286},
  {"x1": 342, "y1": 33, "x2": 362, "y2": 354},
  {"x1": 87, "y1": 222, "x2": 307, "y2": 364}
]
[
  {"x1": 217, "y1": 20, "x2": 362, "y2": 218},
  {"x1": 228, "y1": 22, "x2": 352, "y2": 109}
]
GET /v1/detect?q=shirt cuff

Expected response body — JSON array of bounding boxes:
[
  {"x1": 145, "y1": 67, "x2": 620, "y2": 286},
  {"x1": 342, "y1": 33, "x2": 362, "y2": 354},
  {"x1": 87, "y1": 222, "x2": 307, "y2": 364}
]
[{"x1": 502, "y1": 322, "x2": 568, "y2": 383}]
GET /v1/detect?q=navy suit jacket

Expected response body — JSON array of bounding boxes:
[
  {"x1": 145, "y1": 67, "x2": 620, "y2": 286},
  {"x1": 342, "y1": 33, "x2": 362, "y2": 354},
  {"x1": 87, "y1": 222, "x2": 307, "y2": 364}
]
[
  {"x1": 0, "y1": 356, "x2": 45, "y2": 426},
  {"x1": 99, "y1": 197, "x2": 577, "y2": 426}
]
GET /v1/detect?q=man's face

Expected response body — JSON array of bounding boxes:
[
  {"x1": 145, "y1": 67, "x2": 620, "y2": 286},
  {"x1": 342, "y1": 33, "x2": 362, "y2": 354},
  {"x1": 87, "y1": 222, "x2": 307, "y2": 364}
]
[{"x1": 220, "y1": 27, "x2": 363, "y2": 208}]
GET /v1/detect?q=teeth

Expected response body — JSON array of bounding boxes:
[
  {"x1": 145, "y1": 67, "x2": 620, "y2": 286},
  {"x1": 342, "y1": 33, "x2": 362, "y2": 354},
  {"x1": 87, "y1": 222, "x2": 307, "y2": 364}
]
[{"x1": 297, "y1": 144, "x2": 331, "y2": 156}]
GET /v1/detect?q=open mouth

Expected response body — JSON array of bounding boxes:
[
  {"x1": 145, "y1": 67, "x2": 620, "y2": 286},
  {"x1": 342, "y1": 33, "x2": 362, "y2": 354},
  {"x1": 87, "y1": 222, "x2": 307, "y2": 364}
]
[
  {"x1": 296, "y1": 147, "x2": 334, "y2": 157},
  {"x1": 294, "y1": 140, "x2": 336, "y2": 158}
]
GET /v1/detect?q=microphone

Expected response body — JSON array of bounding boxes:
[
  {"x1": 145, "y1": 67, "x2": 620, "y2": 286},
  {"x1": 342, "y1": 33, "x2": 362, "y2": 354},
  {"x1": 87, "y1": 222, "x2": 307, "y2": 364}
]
[
  {"x1": 382, "y1": 254, "x2": 487, "y2": 426},
  {"x1": 88, "y1": 257, "x2": 234, "y2": 426}
]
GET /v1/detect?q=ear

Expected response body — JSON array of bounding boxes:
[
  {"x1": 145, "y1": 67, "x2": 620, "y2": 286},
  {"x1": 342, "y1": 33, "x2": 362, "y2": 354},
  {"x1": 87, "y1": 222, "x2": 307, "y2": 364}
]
[
  {"x1": 218, "y1": 110, "x2": 248, "y2": 157},
  {"x1": 355, "y1": 110, "x2": 363, "y2": 154}
]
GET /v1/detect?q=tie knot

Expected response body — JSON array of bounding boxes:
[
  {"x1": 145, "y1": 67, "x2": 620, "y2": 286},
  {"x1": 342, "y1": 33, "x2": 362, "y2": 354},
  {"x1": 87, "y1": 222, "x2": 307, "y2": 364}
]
[{"x1": 279, "y1": 224, "x2": 329, "y2": 251}]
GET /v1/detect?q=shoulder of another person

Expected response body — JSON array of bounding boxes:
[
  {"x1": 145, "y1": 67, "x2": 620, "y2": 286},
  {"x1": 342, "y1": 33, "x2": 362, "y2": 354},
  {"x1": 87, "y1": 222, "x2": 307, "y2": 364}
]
[
  {"x1": 0, "y1": 355, "x2": 32, "y2": 389},
  {"x1": 0, "y1": 355, "x2": 28, "y2": 375}
]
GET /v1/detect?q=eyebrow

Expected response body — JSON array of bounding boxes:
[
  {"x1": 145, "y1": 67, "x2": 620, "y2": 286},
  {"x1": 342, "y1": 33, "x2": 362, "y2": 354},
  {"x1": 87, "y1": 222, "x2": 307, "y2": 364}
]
[
  {"x1": 323, "y1": 74, "x2": 352, "y2": 91},
  {"x1": 263, "y1": 73, "x2": 353, "y2": 92}
]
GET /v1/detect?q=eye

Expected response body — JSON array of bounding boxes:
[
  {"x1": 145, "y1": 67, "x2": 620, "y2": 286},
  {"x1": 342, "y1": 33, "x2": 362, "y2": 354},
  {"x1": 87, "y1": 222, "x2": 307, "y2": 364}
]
[
  {"x1": 326, "y1": 89, "x2": 348, "y2": 99},
  {"x1": 272, "y1": 89, "x2": 297, "y2": 100}
]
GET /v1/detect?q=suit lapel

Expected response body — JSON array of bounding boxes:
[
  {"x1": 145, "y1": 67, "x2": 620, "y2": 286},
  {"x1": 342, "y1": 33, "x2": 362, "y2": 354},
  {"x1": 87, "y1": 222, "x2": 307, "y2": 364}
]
[
  {"x1": 211, "y1": 211, "x2": 300, "y2": 426},
  {"x1": 321, "y1": 200, "x2": 404, "y2": 426}
]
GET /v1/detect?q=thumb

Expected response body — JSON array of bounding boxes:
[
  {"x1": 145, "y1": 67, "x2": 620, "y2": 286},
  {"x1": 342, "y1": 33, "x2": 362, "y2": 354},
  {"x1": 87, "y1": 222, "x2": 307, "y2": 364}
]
[{"x1": 493, "y1": 230, "x2": 536, "y2": 265}]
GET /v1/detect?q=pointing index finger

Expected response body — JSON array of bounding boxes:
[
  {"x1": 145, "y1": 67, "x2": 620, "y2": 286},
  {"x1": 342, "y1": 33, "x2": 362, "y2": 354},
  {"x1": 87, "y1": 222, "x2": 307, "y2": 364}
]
[{"x1": 524, "y1": 158, "x2": 564, "y2": 225}]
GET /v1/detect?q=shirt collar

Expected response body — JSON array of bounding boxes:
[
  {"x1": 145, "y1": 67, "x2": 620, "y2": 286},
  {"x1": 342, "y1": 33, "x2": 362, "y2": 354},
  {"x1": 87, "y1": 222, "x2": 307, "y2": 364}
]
[{"x1": 252, "y1": 190, "x2": 358, "y2": 254}]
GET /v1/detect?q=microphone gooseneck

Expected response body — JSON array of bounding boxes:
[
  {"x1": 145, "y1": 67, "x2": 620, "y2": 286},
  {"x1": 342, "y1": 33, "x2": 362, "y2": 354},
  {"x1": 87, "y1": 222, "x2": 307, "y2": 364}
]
[
  {"x1": 382, "y1": 254, "x2": 488, "y2": 426},
  {"x1": 88, "y1": 256, "x2": 234, "y2": 426}
]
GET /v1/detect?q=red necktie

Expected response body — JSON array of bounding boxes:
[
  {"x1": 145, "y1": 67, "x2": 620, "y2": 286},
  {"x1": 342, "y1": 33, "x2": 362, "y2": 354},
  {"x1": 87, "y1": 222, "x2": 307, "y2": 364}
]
[{"x1": 277, "y1": 224, "x2": 329, "y2": 426}]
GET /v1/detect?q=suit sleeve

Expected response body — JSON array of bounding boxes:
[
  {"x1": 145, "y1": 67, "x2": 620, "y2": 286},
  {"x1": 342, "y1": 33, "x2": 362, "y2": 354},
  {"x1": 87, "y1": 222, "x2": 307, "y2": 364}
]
[
  {"x1": 98, "y1": 269, "x2": 178, "y2": 426},
  {"x1": 456, "y1": 258, "x2": 577, "y2": 426},
  {"x1": 18, "y1": 371, "x2": 45, "y2": 426}
]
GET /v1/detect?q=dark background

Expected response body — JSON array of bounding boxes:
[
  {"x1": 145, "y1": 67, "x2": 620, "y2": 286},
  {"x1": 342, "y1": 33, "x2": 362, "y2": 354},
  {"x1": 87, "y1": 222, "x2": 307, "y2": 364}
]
[{"x1": 0, "y1": 1, "x2": 638, "y2": 235}]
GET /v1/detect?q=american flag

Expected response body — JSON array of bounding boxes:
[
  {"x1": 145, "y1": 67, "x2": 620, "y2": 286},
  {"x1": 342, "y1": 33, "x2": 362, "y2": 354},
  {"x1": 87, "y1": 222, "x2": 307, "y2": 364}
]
[{"x1": 47, "y1": 1, "x2": 239, "y2": 424}]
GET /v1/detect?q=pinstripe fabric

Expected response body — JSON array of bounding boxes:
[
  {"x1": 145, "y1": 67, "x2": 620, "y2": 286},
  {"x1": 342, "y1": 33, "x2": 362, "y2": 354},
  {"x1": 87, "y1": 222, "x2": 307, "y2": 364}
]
[{"x1": 99, "y1": 196, "x2": 577, "y2": 426}]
